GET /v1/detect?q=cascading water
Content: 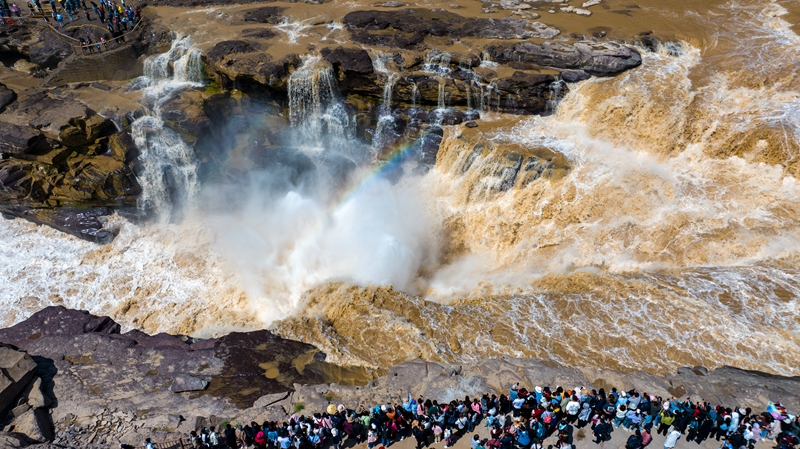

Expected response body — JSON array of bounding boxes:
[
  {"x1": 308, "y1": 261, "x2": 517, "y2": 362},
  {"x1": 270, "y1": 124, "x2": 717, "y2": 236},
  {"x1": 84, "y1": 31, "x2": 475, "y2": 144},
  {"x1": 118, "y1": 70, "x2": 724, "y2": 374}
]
[
  {"x1": 131, "y1": 36, "x2": 202, "y2": 221},
  {"x1": 372, "y1": 53, "x2": 400, "y2": 152},
  {"x1": 287, "y1": 55, "x2": 355, "y2": 150}
]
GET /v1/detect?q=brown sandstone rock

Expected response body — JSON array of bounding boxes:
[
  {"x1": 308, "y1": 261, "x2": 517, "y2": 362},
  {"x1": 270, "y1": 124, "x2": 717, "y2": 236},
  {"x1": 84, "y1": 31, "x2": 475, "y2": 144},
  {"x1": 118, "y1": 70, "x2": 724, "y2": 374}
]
[{"x1": 108, "y1": 131, "x2": 139, "y2": 163}]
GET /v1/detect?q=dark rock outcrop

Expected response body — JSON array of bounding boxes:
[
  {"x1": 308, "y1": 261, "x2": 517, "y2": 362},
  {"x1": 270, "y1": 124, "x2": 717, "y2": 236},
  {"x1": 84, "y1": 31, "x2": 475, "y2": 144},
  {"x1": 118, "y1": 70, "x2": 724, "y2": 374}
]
[
  {"x1": 205, "y1": 40, "x2": 261, "y2": 61},
  {"x1": 0, "y1": 84, "x2": 16, "y2": 113},
  {"x1": 343, "y1": 9, "x2": 560, "y2": 46},
  {"x1": 0, "y1": 122, "x2": 51, "y2": 155},
  {"x1": 0, "y1": 307, "x2": 377, "y2": 445},
  {"x1": 488, "y1": 40, "x2": 642, "y2": 76},
  {"x1": 242, "y1": 6, "x2": 285, "y2": 24},
  {"x1": 0, "y1": 207, "x2": 118, "y2": 244},
  {"x1": 44, "y1": 44, "x2": 147, "y2": 86},
  {"x1": 202, "y1": 43, "x2": 300, "y2": 96}
]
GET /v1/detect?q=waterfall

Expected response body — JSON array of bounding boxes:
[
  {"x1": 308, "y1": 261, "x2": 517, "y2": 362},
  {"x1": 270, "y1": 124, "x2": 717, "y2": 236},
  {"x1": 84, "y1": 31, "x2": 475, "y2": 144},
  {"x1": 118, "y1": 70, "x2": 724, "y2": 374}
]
[
  {"x1": 545, "y1": 80, "x2": 566, "y2": 114},
  {"x1": 142, "y1": 36, "x2": 201, "y2": 83},
  {"x1": 437, "y1": 82, "x2": 447, "y2": 110},
  {"x1": 421, "y1": 50, "x2": 452, "y2": 76},
  {"x1": 287, "y1": 55, "x2": 356, "y2": 152},
  {"x1": 372, "y1": 53, "x2": 400, "y2": 151},
  {"x1": 131, "y1": 36, "x2": 202, "y2": 222},
  {"x1": 373, "y1": 73, "x2": 399, "y2": 151},
  {"x1": 131, "y1": 117, "x2": 199, "y2": 221},
  {"x1": 411, "y1": 83, "x2": 420, "y2": 109},
  {"x1": 174, "y1": 48, "x2": 204, "y2": 84}
]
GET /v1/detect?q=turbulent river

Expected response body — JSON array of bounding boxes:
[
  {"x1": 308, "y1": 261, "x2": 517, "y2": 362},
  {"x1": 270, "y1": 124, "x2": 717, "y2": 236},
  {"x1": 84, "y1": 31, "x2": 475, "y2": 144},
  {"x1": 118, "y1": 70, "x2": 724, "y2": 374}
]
[{"x1": 2, "y1": 0, "x2": 800, "y2": 375}]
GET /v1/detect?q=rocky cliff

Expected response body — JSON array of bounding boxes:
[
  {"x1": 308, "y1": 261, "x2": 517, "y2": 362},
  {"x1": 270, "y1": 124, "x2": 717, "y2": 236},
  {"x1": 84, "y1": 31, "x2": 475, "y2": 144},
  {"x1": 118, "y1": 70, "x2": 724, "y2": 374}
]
[{"x1": 0, "y1": 0, "x2": 648, "y2": 242}]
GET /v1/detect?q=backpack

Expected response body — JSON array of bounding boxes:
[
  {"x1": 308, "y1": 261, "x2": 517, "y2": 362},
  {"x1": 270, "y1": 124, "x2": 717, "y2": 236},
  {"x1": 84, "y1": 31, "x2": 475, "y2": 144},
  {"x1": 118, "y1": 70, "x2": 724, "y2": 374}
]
[{"x1": 543, "y1": 413, "x2": 552, "y2": 424}]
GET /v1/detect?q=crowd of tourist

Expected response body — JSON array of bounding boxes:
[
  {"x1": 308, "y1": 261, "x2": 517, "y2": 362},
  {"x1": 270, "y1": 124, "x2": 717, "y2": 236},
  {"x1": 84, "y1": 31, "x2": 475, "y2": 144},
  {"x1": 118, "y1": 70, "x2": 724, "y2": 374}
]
[
  {"x1": 0, "y1": 0, "x2": 141, "y2": 52},
  {"x1": 143, "y1": 383, "x2": 799, "y2": 449}
]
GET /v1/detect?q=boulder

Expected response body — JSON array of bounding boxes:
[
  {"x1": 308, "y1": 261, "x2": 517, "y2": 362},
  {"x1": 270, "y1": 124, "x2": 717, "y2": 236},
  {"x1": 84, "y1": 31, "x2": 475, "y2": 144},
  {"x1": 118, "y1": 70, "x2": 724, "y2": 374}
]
[
  {"x1": 107, "y1": 131, "x2": 139, "y2": 163},
  {"x1": 205, "y1": 40, "x2": 260, "y2": 61},
  {"x1": 487, "y1": 40, "x2": 642, "y2": 76},
  {"x1": 0, "y1": 346, "x2": 38, "y2": 416},
  {"x1": 57, "y1": 114, "x2": 116, "y2": 147},
  {"x1": 459, "y1": 18, "x2": 560, "y2": 39},
  {"x1": 321, "y1": 47, "x2": 375, "y2": 76},
  {"x1": 203, "y1": 47, "x2": 300, "y2": 95},
  {"x1": 12, "y1": 408, "x2": 53, "y2": 442},
  {"x1": 241, "y1": 6, "x2": 285, "y2": 24},
  {"x1": 0, "y1": 207, "x2": 118, "y2": 244},
  {"x1": 169, "y1": 375, "x2": 209, "y2": 393},
  {"x1": 0, "y1": 83, "x2": 16, "y2": 113},
  {"x1": 321, "y1": 47, "x2": 378, "y2": 96},
  {"x1": 494, "y1": 72, "x2": 557, "y2": 113},
  {"x1": 0, "y1": 122, "x2": 50, "y2": 155},
  {"x1": 560, "y1": 69, "x2": 591, "y2": 82},
  {"x1": 21, "y1": 377, "x2": 52, "y2": 409},
  {"x1": 0, "y1": 431, "x2": 35, "y2": 448},
  {"x1": 159, "y1": 89, "x2": 212, "y2": 144}
]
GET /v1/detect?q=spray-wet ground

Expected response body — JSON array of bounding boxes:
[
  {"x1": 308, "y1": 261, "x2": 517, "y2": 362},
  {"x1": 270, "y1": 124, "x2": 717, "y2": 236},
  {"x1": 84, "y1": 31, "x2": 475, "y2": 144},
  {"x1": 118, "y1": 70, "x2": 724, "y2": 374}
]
[{"x1": 2, "y1": 0, "x2": 800, "y2": 378}]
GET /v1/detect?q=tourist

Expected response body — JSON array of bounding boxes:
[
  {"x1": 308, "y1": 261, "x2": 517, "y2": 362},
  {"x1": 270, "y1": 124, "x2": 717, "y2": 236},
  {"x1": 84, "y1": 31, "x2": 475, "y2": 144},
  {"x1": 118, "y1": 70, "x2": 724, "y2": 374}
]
[
  {"x1": 432, "y1": 422, "x2": 443, "y2": 443},
  {"x1": 614, "y1": 404, "x2": 628, "y2": 428},
  {"x1": 663, "y1": 427, "x2": 681, "y2": 449},
  {"x1": 223, "y1": 424, "x2": 236, "y2": 449},
  {"x1": 593, "y1": 418, "x2": 613, "y2": 445},
  {"x1": 641, "y1": 428, "x2": 653, "y2": 448},
  {"x1": 143, "y1": 438, "x2": 155, "y2": 449},
  {"x1": 625, "y1": 429, "x2": 643, "y2": 449}
]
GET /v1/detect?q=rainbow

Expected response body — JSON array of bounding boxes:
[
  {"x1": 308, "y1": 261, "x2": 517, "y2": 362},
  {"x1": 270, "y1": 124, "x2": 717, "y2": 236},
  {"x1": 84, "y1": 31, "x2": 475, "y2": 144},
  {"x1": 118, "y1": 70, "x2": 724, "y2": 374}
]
[{"x1": 329, "y1": 141, "x2": 419, "y2": 212}]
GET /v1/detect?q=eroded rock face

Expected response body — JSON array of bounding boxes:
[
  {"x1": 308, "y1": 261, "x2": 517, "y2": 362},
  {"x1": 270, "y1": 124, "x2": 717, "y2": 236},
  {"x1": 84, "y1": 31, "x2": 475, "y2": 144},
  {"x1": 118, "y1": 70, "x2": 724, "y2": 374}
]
[{"x1": 0, "y1": 90, "x2": 140, "y2": 242}]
